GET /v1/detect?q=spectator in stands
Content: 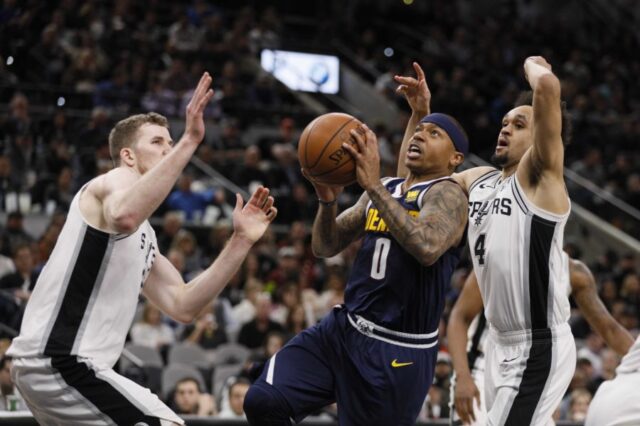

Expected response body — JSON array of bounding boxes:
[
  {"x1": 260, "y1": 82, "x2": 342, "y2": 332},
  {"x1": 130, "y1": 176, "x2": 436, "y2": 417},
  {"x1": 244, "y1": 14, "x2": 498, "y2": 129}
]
[
  {"x1": 167, "y1": 13, "x2": 203, "y2": 55},
  {"x1": 589, "y1": 348, "x2": 621, "y2": 394},
  {"x1": 6, "y1": 130, "x2": 36, "y2": 192},
  {"x1": 284, "y1": 304, "x2": 308, "y2": 340},
  {"x1": 141, "y1": 76, "x2": 178, "y2": 117},
  {"x1": 249, "y1": 331, "x2": 286, "y2": 368},
  {"x1": 237, "y1": 292, "x2": 284, "y2": 349},
  {"x1": 129, "y1": 302, "x2": 175, "y2": 351},
  {"x1": 92, "y1": 68, "x2": 133, "y2": 111},
  {"x1": 202, "y1": 220, "x2": 233, "y2": 264},
  {"x1": 266, "y1": 246, "x2": 301, "y2": 289},
  {"x1": 156, "y1": 211, "x2": 183, "y2": 253},
  {"x1": 270, "y1": 282, "x2": 301, "y2": 325},
  {"x1": 75, "y1": 107, "x2": 111, "y2": 183},
  {"x1": 3, "y1": 93, "x2": 33, "y2": 142},
  {"x1": 0, "y1": 243, "x2": 37, "y2": 299},
  {"x1": 217, "y1": 378, "x2": 251, "y2": 419},
  {"x1": 166, "y1": 248, "x2": 187, "y2": 281},
  {"x1": 182, "y1": 301, "x2": 228, "y2": 349},
  {"x1": 568, "y1": 389, "x2": 592, "y2": 422},
  {"x1": 0, "y1": 156, "x2": 20, "y2": 212},
  {"x1": 577, "y1": 332, "x2": 605, "y2": 376},
  {"x1": 33, "y1": 166, "x2": 74, "y2": 213},
  {"x1": 170, "y1": 377, "x2": 216, "y2": 416},
  {"x1": 166, "y1": 172, "x2": 214, "y2": 222},
  {"x1": 231, "y1": 278, "x2": 263, "y2": 328},
  {"x1": 232, "y1": 145, "x2": 269, "y2": 193},
  {"x1": 170, "y1": 229, "x2": 204, "y2": 277},
  {"x1": 0, "y1": 356, "x2": 28, "y2": 411},
  {"x1": 33, "y1": 222, "x2": 62, "y2": 274}
]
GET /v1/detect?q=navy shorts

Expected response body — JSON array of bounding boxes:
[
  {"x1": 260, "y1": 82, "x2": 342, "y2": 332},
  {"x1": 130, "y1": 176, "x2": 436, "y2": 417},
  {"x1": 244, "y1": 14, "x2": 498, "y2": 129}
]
[{"x1": 251, "y1": 305, "x2": 438, "y2": 425}]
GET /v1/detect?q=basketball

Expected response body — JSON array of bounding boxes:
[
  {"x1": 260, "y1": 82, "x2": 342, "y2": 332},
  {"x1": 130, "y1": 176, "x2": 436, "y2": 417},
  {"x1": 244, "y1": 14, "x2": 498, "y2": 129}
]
[{"x1": 298, "y1": 112, "x2": 363, "y2": 186}]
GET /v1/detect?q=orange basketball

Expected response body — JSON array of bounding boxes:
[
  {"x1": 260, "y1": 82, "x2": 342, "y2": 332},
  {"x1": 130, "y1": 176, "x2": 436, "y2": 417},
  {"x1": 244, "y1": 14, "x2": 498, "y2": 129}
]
[{"x1": 298, "y1": 112, "x2": 363, "y2": 186}]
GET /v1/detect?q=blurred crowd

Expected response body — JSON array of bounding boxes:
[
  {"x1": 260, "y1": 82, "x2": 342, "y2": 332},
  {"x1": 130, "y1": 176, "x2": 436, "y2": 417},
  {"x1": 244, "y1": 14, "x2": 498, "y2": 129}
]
[{"x1": 1, "y1": 0, "x2": 639, "y2": 422}]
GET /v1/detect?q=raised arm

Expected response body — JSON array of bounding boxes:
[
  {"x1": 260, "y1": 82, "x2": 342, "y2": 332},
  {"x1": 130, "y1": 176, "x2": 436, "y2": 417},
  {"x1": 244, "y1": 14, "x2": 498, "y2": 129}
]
[
  {"x1": 394, "y1": 62, "x2": 431, "y2": 178},
  {"x1": 570, "y1": 258, "x2": 634, "y2": 356},
  {"x1": 344, "y1": 126, "x2": 468, "y2": 266},
  {"x1": 522, "y1": 56, "x2": 564, "y2": 178},
  {"x1": 95, "y1": 73, "x2": 215, "y2": 233},
  {"x1": 143, "y1": 187, "x2": 277, "y2": 323},
  {"x1": 448, "y1": 270, "x2": 484, "y2": 424}
]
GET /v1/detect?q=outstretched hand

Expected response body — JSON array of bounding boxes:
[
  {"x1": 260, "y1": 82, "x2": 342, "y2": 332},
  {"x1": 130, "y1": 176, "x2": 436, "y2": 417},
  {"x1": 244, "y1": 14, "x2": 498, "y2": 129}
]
[
  {"x1": 394, "y1": 62, "x2": 431, "y2": 117},
  {"x1": 232, "y1": 186, "x2": 277, "y2": 244},
  {"x1": 342, "y1": 124, "x2": 381, "y2": 191},
  {"x1": 183, "y1": 72, "x2": 215, "y2": 144}
]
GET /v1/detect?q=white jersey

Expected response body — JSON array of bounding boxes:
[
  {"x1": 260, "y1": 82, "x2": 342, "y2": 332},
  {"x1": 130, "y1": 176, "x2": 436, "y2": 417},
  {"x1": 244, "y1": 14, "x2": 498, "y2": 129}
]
[
  {"x1": 617, "y1": 335, "x2": 640, "y2": 374},
  {"x1": 586, "y1": 335, "x2": 640, "y2": 426},
  {"x1": 8, "y1": 186, "x2": 157, "y2": 368},
  {"x1": 467, "y1": 170, "x2": 571, "y2": 332}
]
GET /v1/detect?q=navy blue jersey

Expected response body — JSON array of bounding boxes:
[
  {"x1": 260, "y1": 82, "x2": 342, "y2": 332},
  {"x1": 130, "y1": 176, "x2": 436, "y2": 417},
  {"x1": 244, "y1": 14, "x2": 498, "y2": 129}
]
[{"x1": 345, "y1": 177, "x2": 464, "y2": 334}]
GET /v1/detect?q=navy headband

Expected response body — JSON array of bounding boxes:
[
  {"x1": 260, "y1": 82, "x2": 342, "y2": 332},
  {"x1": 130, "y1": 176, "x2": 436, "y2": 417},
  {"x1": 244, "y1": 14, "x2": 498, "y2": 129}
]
[{"x1": 420, "y1": 113, "x2": 469, "y2": 155}]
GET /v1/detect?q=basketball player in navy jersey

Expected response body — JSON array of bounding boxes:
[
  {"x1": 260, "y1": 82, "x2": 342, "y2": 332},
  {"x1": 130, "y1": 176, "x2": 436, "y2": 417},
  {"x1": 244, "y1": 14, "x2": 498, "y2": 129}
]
[
  {"x1": 7, "y1": 73, "x2": 277, "y2": 425},
  {"x1": 243, "y1": 117, "x2": 470, "y2": 422},
  {"x1": 397, "y1": 57, "x2": 577, "y2": 425},
  {"x1": 448, "y1": 256, "x2": 634, "y2": 425}
]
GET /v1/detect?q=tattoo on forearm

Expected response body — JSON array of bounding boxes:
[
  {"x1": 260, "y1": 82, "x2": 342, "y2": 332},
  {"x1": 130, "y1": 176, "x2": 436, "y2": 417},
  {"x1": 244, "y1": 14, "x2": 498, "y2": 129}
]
[
  {"x1": 367, "y1": 181, "x2": 468, "y2": 264},
  {"x1": 312, "y1": 197, "x2": 366, "y2": 256}
]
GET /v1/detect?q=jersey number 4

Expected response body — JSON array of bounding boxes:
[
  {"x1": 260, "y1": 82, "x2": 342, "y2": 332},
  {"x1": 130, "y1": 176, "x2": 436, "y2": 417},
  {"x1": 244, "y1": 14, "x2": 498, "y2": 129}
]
[
  {"x1": 371, "y1": 238, "x2": 391, "y2": 279},
  {"x1": 474, "y1": 233, "x2": 486, "y2": 265}
]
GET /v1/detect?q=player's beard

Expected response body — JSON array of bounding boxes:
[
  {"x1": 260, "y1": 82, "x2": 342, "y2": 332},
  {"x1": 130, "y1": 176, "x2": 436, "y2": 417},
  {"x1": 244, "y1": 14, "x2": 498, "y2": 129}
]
[{"x1": 491, "y1": 152, "x2": 509, "y2": 168}]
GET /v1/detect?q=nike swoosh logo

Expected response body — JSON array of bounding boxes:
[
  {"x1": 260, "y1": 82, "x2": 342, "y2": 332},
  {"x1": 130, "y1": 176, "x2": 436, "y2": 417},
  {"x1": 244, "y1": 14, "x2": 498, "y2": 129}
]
[
  {"x1": 502, "y1": 356, "x2": 519, "y2": 363},
  {"x1": 391, "y1": 359, "x2": 413, "y2": 368}
]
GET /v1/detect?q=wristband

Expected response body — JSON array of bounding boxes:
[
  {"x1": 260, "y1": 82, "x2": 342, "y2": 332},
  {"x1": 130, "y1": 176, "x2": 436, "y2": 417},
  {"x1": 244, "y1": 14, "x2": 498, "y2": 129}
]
[{"x1": 318, "y1": 198, "x2": 337, "y2": 207}]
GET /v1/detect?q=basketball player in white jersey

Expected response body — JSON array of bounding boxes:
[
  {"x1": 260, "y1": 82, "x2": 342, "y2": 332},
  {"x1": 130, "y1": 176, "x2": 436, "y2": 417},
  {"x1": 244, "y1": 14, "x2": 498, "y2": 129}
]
[
  {"x1": 586, "y1": 334, "x2": 640, "y2": 426},
  {"x1": 448, "y1": 255, "x2": 634, "y2": 425},
  {"x1": 6, "y1": 73, "x2": 278, "y2": 425},
  {"x1": 396, "y1": 57, "x2": 576, "y2": 424}
]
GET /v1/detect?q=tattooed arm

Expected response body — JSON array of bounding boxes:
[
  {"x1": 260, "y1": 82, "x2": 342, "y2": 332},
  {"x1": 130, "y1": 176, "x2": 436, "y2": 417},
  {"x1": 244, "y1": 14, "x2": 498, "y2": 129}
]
[
  {"x1": 311, "y1": 192, "x2": 368, "y2": 258},
  {"x1": 367, "y1": 180, "x2": 468, "y2": 266}
]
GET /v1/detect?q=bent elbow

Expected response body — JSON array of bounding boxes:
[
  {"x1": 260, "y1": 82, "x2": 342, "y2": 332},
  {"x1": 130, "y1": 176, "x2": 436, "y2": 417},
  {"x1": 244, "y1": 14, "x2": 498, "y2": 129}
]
[
  {"x1": 111, "y1": 212, "x2": 139, "y2": 234},
  {"x1": 311, "y1": 244, "x2": 335, "y2": 259},
  {"x1": 173, "y1": 311, "x2": 195, "y2": 324},
  {"x1": 419, "y1": 248, "x2": 441, "y2": 267}
]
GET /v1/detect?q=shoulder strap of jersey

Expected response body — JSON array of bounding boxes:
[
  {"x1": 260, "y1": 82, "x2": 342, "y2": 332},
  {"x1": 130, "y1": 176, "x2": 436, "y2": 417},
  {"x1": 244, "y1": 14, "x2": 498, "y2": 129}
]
[{"x1": 468, "y1": 170, "x2": 501, "y2": 194}]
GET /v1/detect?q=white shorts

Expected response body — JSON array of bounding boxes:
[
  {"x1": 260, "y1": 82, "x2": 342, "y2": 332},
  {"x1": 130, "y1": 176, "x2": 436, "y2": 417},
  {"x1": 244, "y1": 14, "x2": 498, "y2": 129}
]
[
  {"x1": 451, "y1": 354, "x2": 487, "y2": 426},
  {"x1": 586, "y1": 371, "x2": 640, "y2": 426},
  {"x1": 485, "y1": 323, "x2": 575, "y2": 426},
  {"x1": 11, "y1": 356, "x2": 184, "y2": 426}
]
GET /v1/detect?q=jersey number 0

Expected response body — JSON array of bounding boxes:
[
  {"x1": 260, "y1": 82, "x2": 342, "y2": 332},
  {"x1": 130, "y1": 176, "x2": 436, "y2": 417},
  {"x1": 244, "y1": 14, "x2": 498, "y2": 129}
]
[{"x1": 371, "y1": 238, "x2": 391, "y2": 279}]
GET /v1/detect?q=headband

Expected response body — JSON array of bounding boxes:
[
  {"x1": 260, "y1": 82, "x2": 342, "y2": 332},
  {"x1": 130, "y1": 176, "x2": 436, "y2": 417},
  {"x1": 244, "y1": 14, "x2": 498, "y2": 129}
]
[{"x1": 420, "y1": 113, "x2": 469, "y2": 155}]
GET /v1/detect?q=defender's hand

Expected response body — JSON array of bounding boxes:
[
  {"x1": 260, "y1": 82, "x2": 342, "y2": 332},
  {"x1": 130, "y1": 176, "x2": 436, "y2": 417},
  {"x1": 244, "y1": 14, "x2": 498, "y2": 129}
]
[
  {"x1": 394, "y1": 62, "x2": 431, "y2": 117},
  {"x1": 183, "y1": 72, "x2": 215, "y2": 145},
  {"x1": 454, "y1": 373, "x2": 481, "y2": 424},
  {"x1": 232, "y1": 186, "x2": 277, "y2": 244}
]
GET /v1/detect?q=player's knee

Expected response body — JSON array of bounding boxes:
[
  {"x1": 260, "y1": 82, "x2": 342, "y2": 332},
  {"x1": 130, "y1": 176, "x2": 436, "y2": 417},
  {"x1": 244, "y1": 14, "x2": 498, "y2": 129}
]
[{"x1": 244, "y1": 384, "x2": 291, "y2": 426}]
